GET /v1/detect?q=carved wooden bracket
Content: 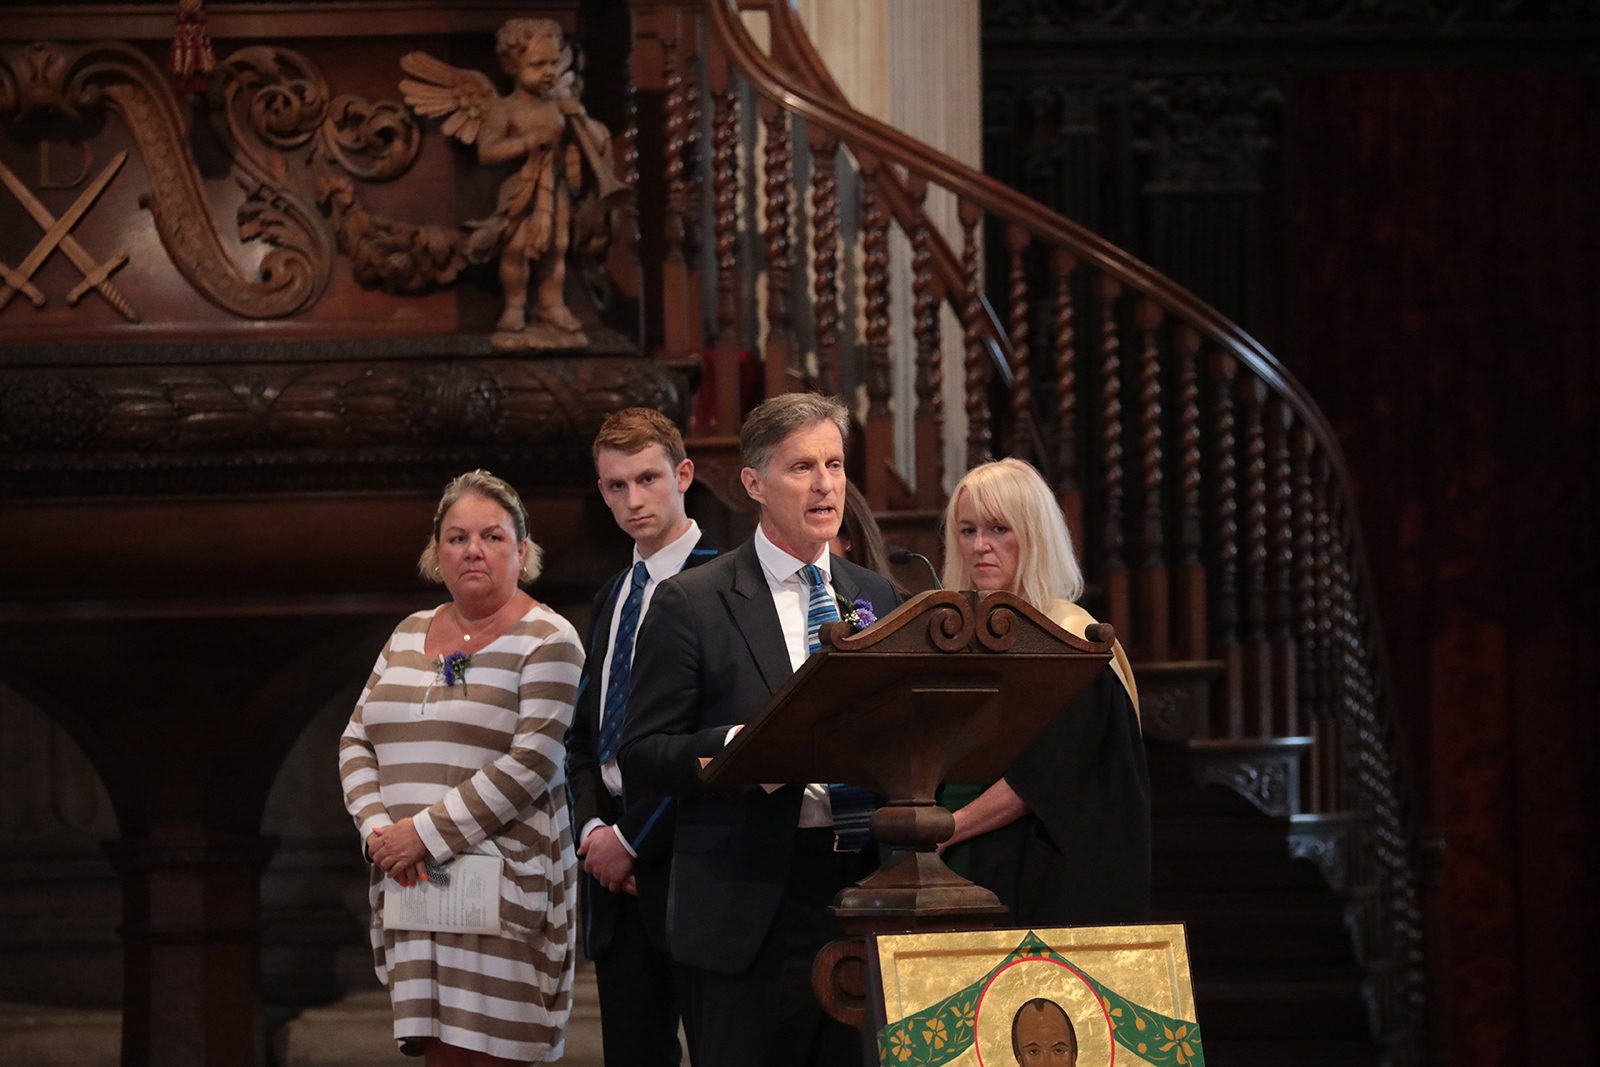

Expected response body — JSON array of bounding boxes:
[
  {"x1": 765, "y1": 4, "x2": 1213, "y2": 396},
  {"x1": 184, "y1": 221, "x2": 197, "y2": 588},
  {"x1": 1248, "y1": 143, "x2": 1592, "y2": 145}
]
[
  {"x1": 1287, "y1": 811, "x2": 1354, "y2": 892},
  {"x1": 1186, "y1": 736, "x2": 1313, "y2": 818}
]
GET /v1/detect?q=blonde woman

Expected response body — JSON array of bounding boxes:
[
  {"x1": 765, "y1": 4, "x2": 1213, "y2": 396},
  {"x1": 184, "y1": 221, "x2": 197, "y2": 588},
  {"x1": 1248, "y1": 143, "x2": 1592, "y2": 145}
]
[
  {"x1": 340, "y1": 471, "x2": 582, "y2": 1066},
  {"x1": 939, "y1": 457, "x2": 1150, "y2": 925}
]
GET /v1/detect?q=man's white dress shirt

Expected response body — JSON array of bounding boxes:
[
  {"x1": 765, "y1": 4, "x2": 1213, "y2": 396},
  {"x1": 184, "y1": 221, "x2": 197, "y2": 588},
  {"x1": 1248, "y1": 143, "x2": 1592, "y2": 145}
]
[
  {"x1": 750, "y1": 524, "x2": 835, "y2": 828},
  {"x1": 581, "y1": 519, "x2": 703, "y2": 853}
]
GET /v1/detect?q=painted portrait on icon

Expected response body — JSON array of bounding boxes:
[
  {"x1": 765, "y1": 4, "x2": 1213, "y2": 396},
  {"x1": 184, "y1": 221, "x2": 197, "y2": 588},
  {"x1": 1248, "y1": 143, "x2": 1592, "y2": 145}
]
[{"x1": 871, "y1": 926, "x2": 1202, "y2": 1067}]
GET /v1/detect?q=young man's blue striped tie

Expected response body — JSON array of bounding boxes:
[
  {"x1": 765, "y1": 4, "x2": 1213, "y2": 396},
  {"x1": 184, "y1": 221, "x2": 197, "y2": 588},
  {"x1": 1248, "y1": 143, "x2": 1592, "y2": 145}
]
[
  {"x1": 801, "y1": 564, "x2": 875, "y2": 851},
  {"x1": 596, "y1": 560, "x2": 650, "y2": 765}
]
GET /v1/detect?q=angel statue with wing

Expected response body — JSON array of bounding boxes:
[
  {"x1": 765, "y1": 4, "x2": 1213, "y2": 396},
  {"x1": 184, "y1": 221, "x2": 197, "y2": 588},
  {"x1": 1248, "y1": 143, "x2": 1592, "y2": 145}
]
[{"x1": 402, "y1": 18, "x2": 621, "y2": 346}]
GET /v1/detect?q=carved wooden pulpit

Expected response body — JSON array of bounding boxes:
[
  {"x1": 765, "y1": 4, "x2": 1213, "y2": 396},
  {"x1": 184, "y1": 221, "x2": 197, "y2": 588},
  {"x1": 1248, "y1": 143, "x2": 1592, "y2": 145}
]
[{"x1": 700, "y1": 589, "x2": 1116, "y2": 1040}]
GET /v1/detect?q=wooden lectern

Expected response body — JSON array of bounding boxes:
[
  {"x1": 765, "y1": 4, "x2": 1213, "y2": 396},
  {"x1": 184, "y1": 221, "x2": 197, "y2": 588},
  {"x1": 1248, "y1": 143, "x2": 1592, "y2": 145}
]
[{"x1": 699, "y1": 589, "x2": 1116, "y2": 1042}]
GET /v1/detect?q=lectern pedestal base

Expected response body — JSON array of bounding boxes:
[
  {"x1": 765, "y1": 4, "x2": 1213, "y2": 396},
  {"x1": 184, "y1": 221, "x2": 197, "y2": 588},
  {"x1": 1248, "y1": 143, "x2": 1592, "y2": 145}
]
[
  {"x1": 698, "y1": 591, "x2": 1116, "y2": 1064},
  {"x1": 832, "y1": 849, "x2": 1008, "y2": 930},
  {"x1": 813, "y1": 811, "x2": 1010, "y2": 1050}
]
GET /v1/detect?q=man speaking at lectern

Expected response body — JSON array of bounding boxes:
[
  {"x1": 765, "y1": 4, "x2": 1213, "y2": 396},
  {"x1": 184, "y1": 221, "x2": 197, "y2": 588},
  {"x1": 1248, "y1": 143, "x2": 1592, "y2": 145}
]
[{"x1": 619, "y1": 393, "x2": 900, "y2": 1067}]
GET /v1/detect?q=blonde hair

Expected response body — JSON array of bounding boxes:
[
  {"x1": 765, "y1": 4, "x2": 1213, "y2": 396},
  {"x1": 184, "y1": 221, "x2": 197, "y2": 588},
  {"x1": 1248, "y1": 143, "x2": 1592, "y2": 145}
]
[
  {"x1": 940, "y1": 457, "x2": 1084, "y2": 608},
  {"x1": 417, "y1": 470, "x2": 544, "y2": 585}
]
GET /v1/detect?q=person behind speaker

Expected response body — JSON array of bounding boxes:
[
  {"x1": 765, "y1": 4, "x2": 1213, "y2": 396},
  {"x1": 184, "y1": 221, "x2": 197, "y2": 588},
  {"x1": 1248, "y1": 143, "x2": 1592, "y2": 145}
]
[
  {"x1": 829, "y1": 480, "x2": 904, "y2": 595},
  {"x1": 618, "y1": 392, "x2": 902, "y2": 1067},
  {"x1": 566, "y1": 408, "x2": 718, "y2": 1067},
  {"x1": 938, "y1": 457, "x2": 1151, "y2": 925}
]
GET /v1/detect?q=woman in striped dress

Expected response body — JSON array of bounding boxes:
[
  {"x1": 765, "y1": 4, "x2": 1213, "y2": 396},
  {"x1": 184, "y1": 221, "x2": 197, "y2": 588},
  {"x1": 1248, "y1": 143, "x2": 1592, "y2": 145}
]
[{"x1": 340, "y1": 470, "x2": 583, "y2": 1066}]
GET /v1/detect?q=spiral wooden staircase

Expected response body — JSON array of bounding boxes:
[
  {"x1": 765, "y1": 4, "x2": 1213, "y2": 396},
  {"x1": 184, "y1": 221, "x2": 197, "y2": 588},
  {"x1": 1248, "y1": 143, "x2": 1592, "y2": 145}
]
[
  {"x1": 628, "y1": 2, "x2": 1428, "y2": 1063},
  {"x1": 0, "y1": 2, "x2": 1427, "y2": 1064}
]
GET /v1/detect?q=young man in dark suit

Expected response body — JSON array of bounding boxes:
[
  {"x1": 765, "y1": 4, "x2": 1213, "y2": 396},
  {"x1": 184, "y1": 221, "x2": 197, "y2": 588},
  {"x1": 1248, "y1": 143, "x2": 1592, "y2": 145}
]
[
  {"x1": 567, "y1": 408, "x2": 717, "y2": 1067},
  {"x1": 619, "y1": 393, "x2": 901, "y2": 1067}
]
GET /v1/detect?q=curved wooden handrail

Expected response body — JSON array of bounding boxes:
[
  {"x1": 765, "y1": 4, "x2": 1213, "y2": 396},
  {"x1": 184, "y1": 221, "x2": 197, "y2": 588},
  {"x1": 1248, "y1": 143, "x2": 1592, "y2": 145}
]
[
  {"x1": 762, "y1": 3, "x2": 1014, "y2": 370},
  {"x1": 703, "y1": 3, "x2": 1422, "y2": 1047},
  {"x1": 710, "y1": 0, "x2": 1411, "y2": 795},
  {"x1": 714, "y1": 0, "x2": 1343, "y2": 480},
  {"x1": 762, "y1": 1, "x2": 1054, "y2": 461}
]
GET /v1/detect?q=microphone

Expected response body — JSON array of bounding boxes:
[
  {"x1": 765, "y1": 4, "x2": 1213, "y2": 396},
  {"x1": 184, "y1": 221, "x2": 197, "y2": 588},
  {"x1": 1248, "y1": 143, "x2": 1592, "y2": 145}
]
[{"x1": 889, "y1": 549, "x2": 941, "y2": 590}]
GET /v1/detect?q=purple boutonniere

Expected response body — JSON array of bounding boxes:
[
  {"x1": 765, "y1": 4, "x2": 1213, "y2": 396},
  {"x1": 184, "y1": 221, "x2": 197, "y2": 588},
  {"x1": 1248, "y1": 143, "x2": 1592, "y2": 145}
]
[
  {"x1": 838, "y1": 596, "x2": 877, "y2": 633},
  {"x1": 438, "y1": 651, "x2": 472, "y2": 691}
]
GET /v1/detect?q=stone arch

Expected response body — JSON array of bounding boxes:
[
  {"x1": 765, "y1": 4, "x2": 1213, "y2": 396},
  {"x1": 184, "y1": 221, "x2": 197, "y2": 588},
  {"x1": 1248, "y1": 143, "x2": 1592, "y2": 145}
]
[
  {"x1": 0, "y1": 672, "x2": 139, "y2": 841},
  {"x1": 0, "y1": 680, "x2": 122, "y2": 1007},
  {"x1": 244, "y1": 615, "x2": 407, "y2": 1024},
  {"x1": 259, "y1": 670, "x2": 381, "y2": 1018},
  {"x1": 200, "y1": 615, "x2": 404, "y2": 836}
]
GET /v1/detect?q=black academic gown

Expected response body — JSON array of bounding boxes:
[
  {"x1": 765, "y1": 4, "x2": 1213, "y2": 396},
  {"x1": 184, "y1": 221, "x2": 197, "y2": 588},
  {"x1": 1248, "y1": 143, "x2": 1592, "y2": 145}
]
[{"x1": 958, "y1": 663, "x2": 1152, "y2": 927}]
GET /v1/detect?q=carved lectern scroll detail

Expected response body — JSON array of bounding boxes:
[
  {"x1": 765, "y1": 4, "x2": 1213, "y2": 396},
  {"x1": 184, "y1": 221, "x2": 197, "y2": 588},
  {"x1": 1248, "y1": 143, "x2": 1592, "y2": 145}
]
[
  {"x1": 821, "y1": 590, "x2": 1114, "y2": 656},
  {"x1": 977, "y1": 603, "x2": 1020, "y2": 652},
  {"x1": 929, "y1": 599, "x2": 977, "y2": 653}
]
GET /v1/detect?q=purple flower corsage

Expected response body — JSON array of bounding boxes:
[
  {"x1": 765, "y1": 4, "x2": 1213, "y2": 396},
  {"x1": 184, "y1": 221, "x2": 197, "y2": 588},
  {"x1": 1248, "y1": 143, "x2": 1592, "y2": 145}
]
[
  {"x1": 839, "y1": 597, "x2": 877, "y2": 633},
  {"x1": 438, "y1": 650, "x2": 472, "y2": 691}
]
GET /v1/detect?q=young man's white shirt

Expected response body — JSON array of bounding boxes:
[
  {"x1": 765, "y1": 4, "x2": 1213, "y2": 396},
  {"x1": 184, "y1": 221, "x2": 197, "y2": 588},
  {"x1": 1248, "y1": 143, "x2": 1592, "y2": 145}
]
[{"x1": 581, "y1": 518, "x2": 703, "y2": 853}]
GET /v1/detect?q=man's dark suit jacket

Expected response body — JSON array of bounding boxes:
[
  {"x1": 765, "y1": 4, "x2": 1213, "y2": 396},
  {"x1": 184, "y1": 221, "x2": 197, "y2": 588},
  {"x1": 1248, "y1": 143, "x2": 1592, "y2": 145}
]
[
  {"x1": 567, "y1": 541, "x2": 719, "y2": 958},
  {"x1": 617, "y1": 537, "x2": 900, "y2": 975}
]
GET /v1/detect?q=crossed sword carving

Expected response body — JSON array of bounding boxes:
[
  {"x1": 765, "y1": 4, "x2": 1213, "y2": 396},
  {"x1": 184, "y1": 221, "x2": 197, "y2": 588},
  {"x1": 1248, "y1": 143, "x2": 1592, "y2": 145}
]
[{"x1": 0, "y1": 150, "x2": 140, "y2": 322}]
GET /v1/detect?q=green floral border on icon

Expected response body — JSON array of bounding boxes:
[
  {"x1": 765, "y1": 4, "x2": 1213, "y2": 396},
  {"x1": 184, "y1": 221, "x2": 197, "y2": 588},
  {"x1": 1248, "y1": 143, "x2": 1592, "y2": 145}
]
[{"x1": 876, "y1": 931, "x2": 1204, "y2": 1067}]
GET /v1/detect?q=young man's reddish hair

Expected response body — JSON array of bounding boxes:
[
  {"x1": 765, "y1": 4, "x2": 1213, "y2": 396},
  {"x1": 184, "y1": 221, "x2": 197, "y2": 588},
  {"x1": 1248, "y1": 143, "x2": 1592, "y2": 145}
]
[{"x1": 591, "y1": 407, "x2": 689, "y2": 468}]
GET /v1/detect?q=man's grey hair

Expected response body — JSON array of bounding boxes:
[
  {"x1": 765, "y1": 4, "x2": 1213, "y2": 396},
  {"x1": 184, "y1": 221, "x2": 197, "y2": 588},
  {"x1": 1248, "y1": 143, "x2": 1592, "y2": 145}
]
[{"x1": 739, "y1": 393, "x2": 851, "y2": 472}]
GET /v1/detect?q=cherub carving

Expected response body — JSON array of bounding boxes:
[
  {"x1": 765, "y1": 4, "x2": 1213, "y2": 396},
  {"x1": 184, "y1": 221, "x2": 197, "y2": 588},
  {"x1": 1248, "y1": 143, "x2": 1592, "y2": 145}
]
[{"x1": 401, "y1": 18, "x2": 621, "y2": 347}]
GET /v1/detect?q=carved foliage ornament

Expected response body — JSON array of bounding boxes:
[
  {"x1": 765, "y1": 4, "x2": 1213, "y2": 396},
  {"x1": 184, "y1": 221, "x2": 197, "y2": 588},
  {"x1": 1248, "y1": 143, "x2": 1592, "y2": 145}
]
[
  {"x1": 211, "y1": 42, "x2": 488, "y2": 296},
  {"x1": 1131, "y1": 76, "x2": 1284, "y2": 193},
  {"x1": 0, "y1": 41, "x2": 331, "y2": 319},
  {"x1": 0, "y1": 357, "x2": 682, "y2": 456},
  {"x1": 0, "y1": 40, "x2": 461, "y2": 318},
  {"x1": 1, "y1": 34, "x2": 626, "y2": 324},
  {"x1": 302, "y1": 56, "x2": 485, "y2": 295}
]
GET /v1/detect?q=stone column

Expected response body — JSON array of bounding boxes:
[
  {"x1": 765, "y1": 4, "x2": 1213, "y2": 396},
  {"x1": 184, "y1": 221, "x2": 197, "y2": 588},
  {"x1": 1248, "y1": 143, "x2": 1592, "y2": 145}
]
[{"x1": 106, "y1": 835, "x2": 278, "y2": 1067}]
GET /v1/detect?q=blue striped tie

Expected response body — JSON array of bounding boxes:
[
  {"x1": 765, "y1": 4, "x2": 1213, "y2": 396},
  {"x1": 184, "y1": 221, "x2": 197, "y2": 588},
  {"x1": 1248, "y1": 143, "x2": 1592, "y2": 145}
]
[
  {"x1": 597, "y1": 561, "x2": 650, "y2": 765},
  {"x1": 801, "y1": 564, "x2": 876, "y2": 851}
]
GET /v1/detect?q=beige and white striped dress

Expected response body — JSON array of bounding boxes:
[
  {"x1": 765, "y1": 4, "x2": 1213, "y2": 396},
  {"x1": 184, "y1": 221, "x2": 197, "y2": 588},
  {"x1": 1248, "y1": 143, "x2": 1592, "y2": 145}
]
[{"x1": 339, "y1": 604, "x2": 583, "y2": 1063}]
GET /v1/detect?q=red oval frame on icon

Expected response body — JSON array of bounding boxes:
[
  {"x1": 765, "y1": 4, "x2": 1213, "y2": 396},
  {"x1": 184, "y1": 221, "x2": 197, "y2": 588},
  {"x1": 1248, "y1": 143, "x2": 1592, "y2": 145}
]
[{"x1": 972, "y1": 956, "x2": 1115, "y2": 1067}]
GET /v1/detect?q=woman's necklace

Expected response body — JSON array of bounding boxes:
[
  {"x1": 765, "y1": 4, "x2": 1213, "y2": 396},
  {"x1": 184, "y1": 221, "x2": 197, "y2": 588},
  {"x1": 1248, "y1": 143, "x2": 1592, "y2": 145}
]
[{"x1": 452, "y1": 603, "x2": 501, "y2": 649}]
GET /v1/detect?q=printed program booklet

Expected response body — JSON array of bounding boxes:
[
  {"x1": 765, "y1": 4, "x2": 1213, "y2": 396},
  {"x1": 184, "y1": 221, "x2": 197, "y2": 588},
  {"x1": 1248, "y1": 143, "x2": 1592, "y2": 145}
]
[{"x1": 382, "y1": 854, "x2": 502, "y2": 935}]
